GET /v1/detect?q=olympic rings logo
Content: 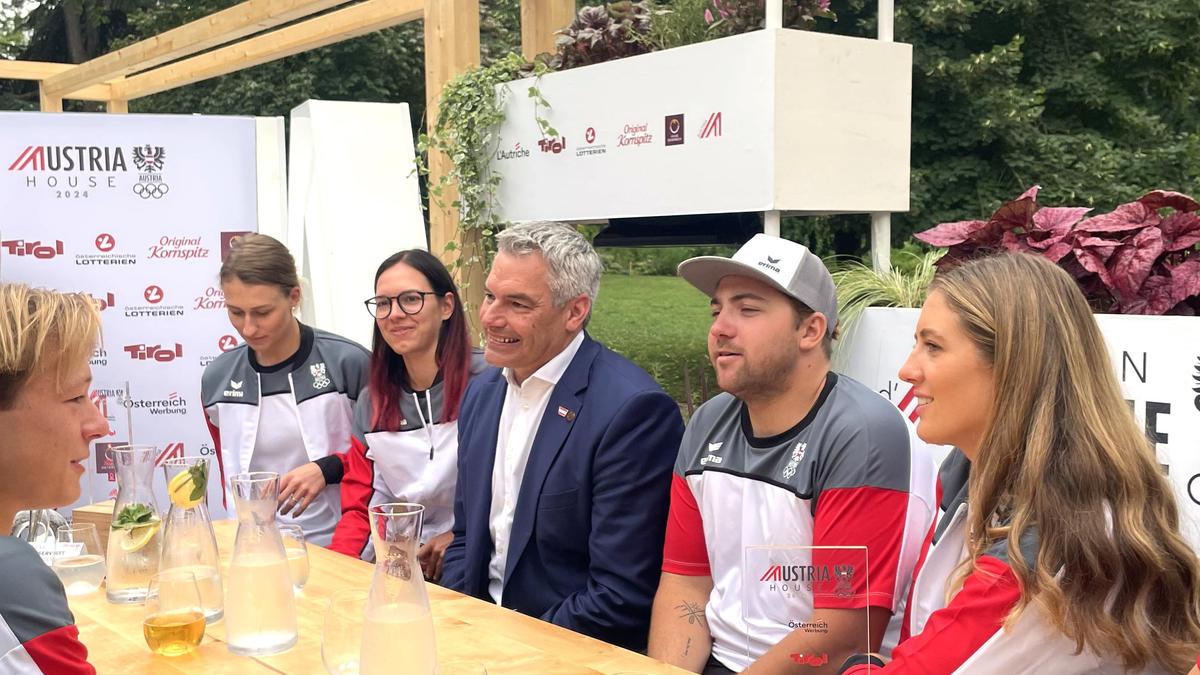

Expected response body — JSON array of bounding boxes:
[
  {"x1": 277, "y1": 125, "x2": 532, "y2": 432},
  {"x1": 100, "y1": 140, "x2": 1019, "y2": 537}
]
[{"x1": 133, "y1": 182, "x2": 170, "y2": 199}]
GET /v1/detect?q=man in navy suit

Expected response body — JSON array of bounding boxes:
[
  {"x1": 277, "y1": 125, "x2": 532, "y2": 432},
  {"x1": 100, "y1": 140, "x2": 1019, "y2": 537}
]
[{"x1": 441, "y1": 222, "x2": 684, "y2": 650}]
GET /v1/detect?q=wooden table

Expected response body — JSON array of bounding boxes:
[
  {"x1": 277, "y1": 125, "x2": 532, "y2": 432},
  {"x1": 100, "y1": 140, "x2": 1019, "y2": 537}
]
[{"x1": 68, "y1": 520, "x2": 688, "y2": 674}]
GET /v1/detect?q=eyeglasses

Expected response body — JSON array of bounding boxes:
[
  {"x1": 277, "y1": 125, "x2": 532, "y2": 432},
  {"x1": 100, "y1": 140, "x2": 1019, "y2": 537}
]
[{"x1": 364, "y1": 291, "x2": 439, "y2": 319}]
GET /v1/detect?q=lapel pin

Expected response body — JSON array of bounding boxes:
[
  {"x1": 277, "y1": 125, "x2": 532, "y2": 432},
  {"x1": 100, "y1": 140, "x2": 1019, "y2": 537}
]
[{"x1": 557, "y1": 405, "x2": 576, "y2": 421}]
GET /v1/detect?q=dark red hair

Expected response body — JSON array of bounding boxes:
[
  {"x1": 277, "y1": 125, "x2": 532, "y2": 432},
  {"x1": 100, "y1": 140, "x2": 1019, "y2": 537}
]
[{"x1": 368, "y1": 250, "x2": 471, "y2": 431}]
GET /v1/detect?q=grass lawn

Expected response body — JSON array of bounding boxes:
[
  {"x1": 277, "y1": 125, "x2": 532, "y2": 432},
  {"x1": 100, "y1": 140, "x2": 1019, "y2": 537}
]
[{"x1": 588, "y1": 274, "x2": 717, "y2": 408}]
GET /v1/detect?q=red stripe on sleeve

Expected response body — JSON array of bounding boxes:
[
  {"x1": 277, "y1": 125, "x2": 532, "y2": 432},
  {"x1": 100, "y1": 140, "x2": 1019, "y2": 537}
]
[
  {"x1": 329, "y1": 435, "x2": 374, "y2": 558},
  {"x1": 812, "y1": 485, "x2": 911, "y2": 611},
  {"x1": 661, "y1": 473, "x2": 711, "y2": 576},
  {"x1": 844, "y1": 555, "x2": 1021, "y2": 674},
  {"x1": 203, "y1": 400, "x2": 227, "y2": 511},
  {"x1": 24, "y1": 624, "x2": 95, "y2": 674}
]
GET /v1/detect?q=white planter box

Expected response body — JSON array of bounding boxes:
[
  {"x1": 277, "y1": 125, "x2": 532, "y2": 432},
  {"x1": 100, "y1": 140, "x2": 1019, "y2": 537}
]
[
  {"x1": 837, "y1": 307, "x2": 1200, "y2": 550},
  {"x1": 490, "y1": 28, "x2": 912, "y2": 222}
]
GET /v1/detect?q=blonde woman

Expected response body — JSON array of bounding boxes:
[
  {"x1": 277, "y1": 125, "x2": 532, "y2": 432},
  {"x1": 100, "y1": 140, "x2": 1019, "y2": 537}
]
[
  {"x1": 0, "y1": 284, "x2": 107, "y2": 673},
  {"x1": 840, "y1": 253, "x2": 1200, "y2": 674}
]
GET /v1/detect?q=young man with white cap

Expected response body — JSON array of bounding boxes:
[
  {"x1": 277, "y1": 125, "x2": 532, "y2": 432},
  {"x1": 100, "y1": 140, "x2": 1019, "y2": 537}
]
[{"x1": 647, "y1": 234, "x2": 935, "y2": 674}]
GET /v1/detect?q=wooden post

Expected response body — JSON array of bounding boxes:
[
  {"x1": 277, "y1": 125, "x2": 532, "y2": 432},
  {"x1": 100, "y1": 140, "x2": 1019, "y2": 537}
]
[
  {"x1": 424, "y1": 0, "x2": 482, "y2": 326},
  {"x1": 39, "y1": 84, "x2": 63, "y2": 112},
  {"x1": 107, "y1": 99, "x2": 128, "y2": 114},
  {"x1": 520, "y1": 0, "x2": 575, "y2": 61}
]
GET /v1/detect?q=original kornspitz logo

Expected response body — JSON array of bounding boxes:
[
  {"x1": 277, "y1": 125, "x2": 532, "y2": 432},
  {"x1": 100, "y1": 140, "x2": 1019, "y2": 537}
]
[
  {"x1": 194, "y1": 287, "x2": 226, "y2": 310},
  {"x1": 131, "y1": 144, "x2": 169, "y2": 199},
  {"x1": 616, "y1": 122, "x2": 653, "y2": 148},
  {"x1": 147, "y1": 235, "x2": 209, "y2": 260}
]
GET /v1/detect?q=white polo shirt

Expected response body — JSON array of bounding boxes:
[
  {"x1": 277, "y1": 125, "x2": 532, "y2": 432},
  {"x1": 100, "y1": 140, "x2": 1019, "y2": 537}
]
[{"x1": 487, "y1": 331, "x2": 585, "y2": 603}]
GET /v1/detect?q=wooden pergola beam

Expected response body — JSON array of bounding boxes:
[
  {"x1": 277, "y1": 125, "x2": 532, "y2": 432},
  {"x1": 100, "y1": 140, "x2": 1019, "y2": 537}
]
[
  {"x1": 0, "y1": 61, "x2": 115, "y2": 106},
  {"x1": 520, "y1": 0, "x2": 575, "y2": 61},
  {"x1": 111, "y1": 0, "x2": 421, "y2": 101},
  {"x1": 40, "y1": 0, "x2": 350, "y2": 98}
]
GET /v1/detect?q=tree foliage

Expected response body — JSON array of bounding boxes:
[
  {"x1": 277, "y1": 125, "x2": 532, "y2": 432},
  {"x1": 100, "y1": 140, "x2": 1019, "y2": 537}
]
[{"x1": 4, "y1": 0, "x2": 1200, "y2": 259}]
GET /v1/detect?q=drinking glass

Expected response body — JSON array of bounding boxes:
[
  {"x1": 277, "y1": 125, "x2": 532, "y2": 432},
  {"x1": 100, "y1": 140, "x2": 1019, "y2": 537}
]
[
  {"x1": 323, "y1": 589, "x2": 367, "y2": 674},
  {"x1": 52, "y1": 523, "x2": 106, "y2": 596},
  {"x1": 143, "y1": 569, "x2": 205, "y2": 656},
  {"x1": 279, "y1": 524, "x2": 309, "y2": 590}
]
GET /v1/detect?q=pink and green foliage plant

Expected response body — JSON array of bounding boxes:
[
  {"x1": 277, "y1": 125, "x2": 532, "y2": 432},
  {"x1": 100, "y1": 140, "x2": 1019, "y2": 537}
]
[
  {"x1": 915, "y1": 187, "x2": 1200, "y2": 315},
  {"x1": 704, "y1": 0, "x2": 835, "y2": 34}
]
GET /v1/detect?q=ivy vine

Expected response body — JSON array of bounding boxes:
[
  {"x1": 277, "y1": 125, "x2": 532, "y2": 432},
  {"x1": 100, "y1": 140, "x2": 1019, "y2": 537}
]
[{"x1": 416, "y1": 52, "x2": 556, "y2": 297}]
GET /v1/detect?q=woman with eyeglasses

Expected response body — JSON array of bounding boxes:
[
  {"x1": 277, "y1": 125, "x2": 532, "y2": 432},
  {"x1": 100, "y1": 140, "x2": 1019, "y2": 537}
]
[
  {"x1": 329, "y1": 250, "x2": 484, "y2": 581},
  {"x1": 201, "y1": 234, "x2": 370, "y2": 547}
]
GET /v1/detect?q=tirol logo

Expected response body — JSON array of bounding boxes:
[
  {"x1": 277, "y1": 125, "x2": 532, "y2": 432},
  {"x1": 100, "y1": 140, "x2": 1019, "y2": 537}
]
[
  {"x1": 699, "y1": 112, "x2": 723, "y2": 139},
  {"x1": 127, "y1": 393, "x2": 188, "y2": 417},
  {"x1": 124, "y1": 343, "x2": 184, "y2": 362},
  {"x1": 220, "y1": 231, "x2": 253, "y2": 262},
  {"x1": 156, "y1": 443, "x2": 186, "y2": 466},
  {"x1": 537, "y1": 136, "x2": 567, "y2": 154},
  {"x1": 576, "y1": 126, "x2": 607, "y2": 158},
  {"x1": 87, "y1": 292, "x2": 116, "y2": 311},
  {"x1": 77, "y1": 232, "x2": 136, "y2": 267},
  {"x1": 1192, "y1": 356, "x2": 1199, "y2": 412},
  {"x1": 665, "y1": 114, "x2": 685, "y2": 146},
  {"x1": 1, "y1": 239, "x2": 63, "y2": 259},
  {"x1": 147, "y1": 235, "x2": 209, "y2": 260},
  {"x1": 125, "y1": 285, "x2": 184, "y2": 318},
  {"x1": 788, "y1": 653, "x2": 829, "y2": 667},
  {"x1": 617, "y1": 122, "x2": 652, "y2": 148},
  {"x1": 495, "y1": 142, "x2": 531, "y2": 161},
  {"x1": 194, "y1": 286, "x2": 226, "y2": 310},
  {"x1": 131, "y1": 145, "x2": 169, "y2": 199},
  {"x1": 8, "y1": 144, "x2": 125, "y2": 193},
  {"x1": 218, "y1": 335, "x2": 239, "y2": 352}
]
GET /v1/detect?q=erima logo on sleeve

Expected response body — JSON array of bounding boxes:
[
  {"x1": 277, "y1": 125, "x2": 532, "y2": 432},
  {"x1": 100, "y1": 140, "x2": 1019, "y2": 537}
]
[
  {"x1": 700, "y1": 441, "x2": 724, "y2": 465},
  {"x1": 223, "y1": 379, "x2": 245, "y2": 398}
]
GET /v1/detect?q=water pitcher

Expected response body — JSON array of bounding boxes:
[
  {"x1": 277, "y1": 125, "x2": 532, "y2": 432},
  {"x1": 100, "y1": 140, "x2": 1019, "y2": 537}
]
[
  {"x1": 224, "y1": 472, "x2": 298, "y2": 656},
  {"x1": 159, "y1": 456, "x2": 223, "y2": 622},
  {"x1": 106, "y1": 445, "x2": 162, "y2": 604},
  {"x1": 360, "y1": 503, "x2": 436, "y2": 675}
]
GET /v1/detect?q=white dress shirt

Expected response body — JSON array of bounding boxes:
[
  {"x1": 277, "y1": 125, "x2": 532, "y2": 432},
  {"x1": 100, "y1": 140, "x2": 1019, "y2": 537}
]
[{"x1": 487, "y1": 331, "x2": 586, "y2": 603}]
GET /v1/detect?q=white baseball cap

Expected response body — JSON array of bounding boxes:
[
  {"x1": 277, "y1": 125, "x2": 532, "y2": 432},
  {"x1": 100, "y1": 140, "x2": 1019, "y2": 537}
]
[{"x1": 677, "y1": 234, "x2": 838, "y2": 335}]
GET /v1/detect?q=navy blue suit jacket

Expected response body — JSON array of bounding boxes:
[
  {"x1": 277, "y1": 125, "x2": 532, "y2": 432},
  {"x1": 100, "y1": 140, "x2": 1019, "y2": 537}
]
[{"x1": 441, "y1": 334, "x2": 683, "y2": 650}]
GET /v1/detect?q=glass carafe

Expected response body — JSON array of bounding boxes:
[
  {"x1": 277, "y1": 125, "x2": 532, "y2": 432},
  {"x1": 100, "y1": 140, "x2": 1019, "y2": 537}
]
[
  {"x1": 224, "y1": 472, "x2": 298, "y2": 656},
  {"x1": 105, "y1": 445, "x2": 163, "y2": 604},
  {"x1": 360, "y1": 503, "x2": 436, "y2": 675},
  {"x1": 159, "y1": 456, "x2": 223, "y2": 623}
]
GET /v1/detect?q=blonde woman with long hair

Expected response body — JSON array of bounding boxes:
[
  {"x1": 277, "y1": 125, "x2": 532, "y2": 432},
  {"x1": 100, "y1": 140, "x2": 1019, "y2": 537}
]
[{"x1": 839, "y1": 253, "x2": 1200, "y2": 675}]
